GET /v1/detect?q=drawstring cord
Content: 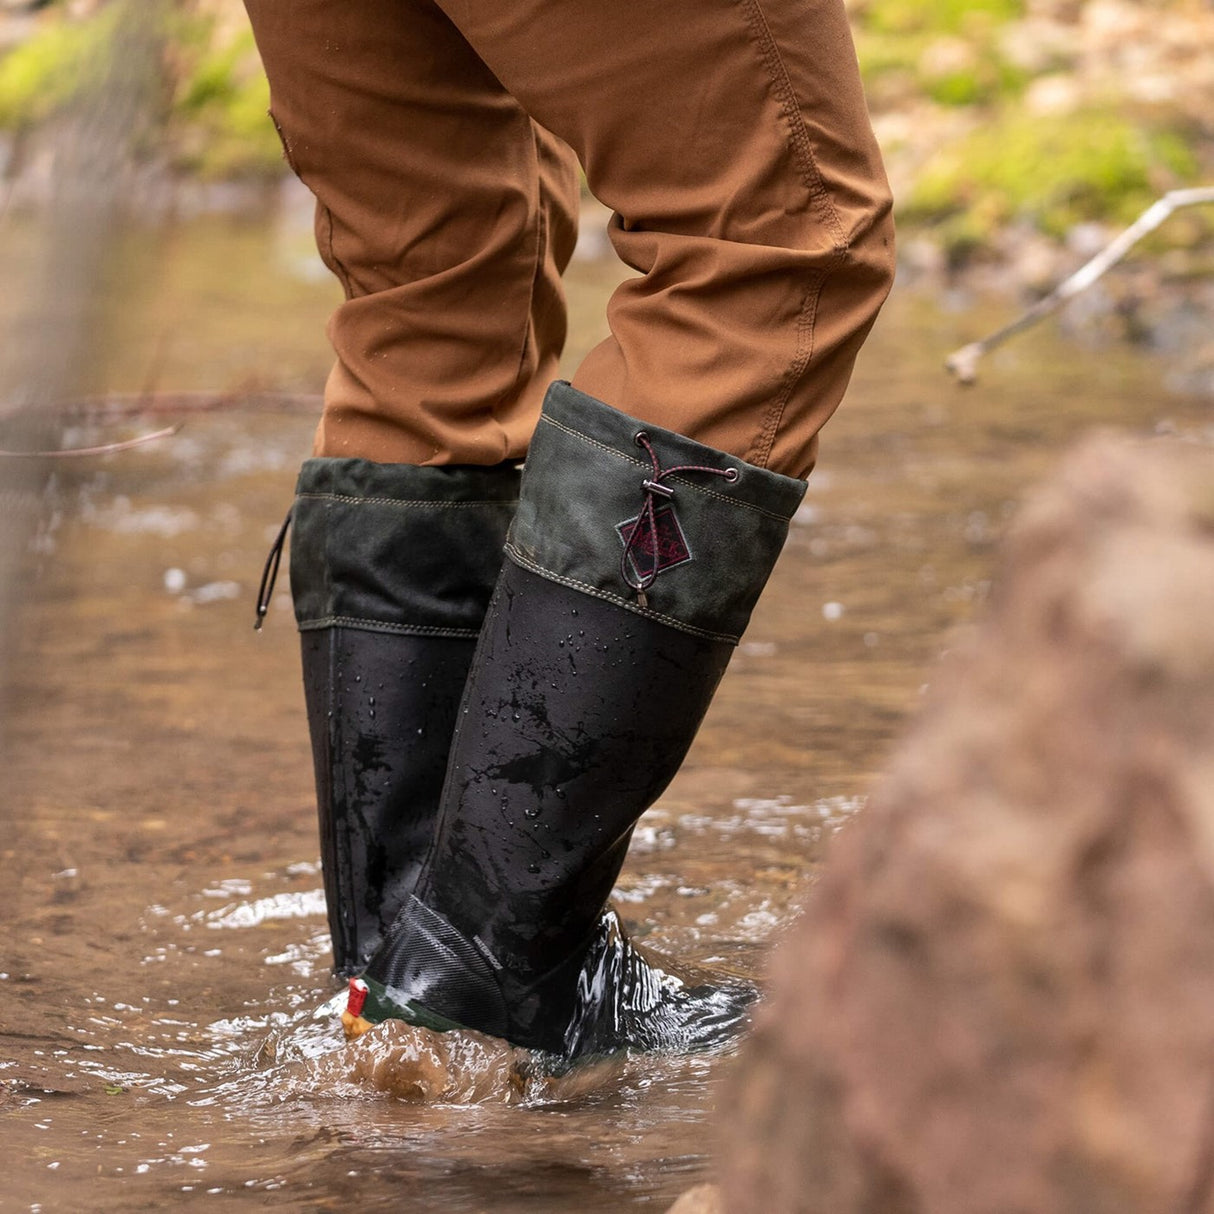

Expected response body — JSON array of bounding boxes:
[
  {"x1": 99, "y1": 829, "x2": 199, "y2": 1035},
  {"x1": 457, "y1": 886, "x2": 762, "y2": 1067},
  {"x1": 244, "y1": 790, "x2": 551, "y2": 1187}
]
[
  {"x1": 620, "y1": 432, "x2": 738, "y2": 607},
  {"x1": 254, "y1": 507, "x2": 292, "y2": 631}
]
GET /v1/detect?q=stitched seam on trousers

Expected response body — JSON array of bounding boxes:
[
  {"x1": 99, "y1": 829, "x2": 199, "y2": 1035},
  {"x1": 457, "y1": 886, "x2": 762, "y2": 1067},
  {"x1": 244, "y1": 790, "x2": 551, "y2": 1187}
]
[
  {"x1": 734, "y1": 0, "x2": 849, "y2": 466},
  {"x1": 295, "y1": 493, "x2": 519, "y2": 509},
  {"x1": 319, "y1": 203, "x2": 355, "y2": 299},
  {"x1": 505, "y1": 546, "x2": 740, "y2": 645},
  {"x1": 268, "y1": 107, "x2": 358, "y2": 301},
  {"x1": 538, "y1": 416, "x2": 792, "y2": 522},
  {"x1": 736, "y1": 0, "x2": 846, "y2": 250},
  {"x1": 747, "y1": 270, "x2": 825, "y2": 467},
  {"x1": 269, "y1": 110, "x2": 302, "y2": 177},
  {"x1": 504, "y1": 120, "x2": 546, "y2": 419},
  {"x1": 298, "y1": 616, "x2": 482, "y2": 638}
]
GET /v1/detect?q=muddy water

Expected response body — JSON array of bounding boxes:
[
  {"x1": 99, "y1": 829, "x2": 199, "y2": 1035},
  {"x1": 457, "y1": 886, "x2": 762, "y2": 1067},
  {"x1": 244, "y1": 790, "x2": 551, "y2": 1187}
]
[{"x1": 2, "y1": 198, "x2": 1211, "y2": 1211}]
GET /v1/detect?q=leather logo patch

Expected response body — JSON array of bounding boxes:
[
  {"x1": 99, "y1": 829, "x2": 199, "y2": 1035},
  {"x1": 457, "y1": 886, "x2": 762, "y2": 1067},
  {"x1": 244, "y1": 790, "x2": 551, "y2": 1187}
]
[{"x1": 616, "y1": 503, "x2": 693, "y2": 579}]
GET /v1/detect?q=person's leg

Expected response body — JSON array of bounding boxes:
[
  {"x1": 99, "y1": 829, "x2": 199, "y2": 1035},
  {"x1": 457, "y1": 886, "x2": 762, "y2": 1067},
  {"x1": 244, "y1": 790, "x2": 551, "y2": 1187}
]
[
  {"x1": 243, "y1": 0, "x2": 579, "y2": 971},
  {"x1": 244, "y1": 0, "x2": 580, "y2": 467},
  {"x1": 350, "y1": 0, "x2": 894, "y2": 1053},
  {"x1": 433, "y1": 0, "x2": 895, "y2": 478}
]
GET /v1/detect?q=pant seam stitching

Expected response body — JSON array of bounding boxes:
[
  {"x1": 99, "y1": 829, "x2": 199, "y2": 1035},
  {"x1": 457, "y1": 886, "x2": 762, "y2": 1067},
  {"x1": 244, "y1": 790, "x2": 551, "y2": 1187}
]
[
  {"x1": 736, "y1": 0, "x2": 848, "y2": 250},
  {"x1": 745, "y1": 270, "x2": 826, "y2": 467},
  {"x1": 496, "y1": 117, "x2": 546, "y2": 424},
  {"x1": 320, "y1": 202, "x2": 355, "y2": 299},
  {"x1": 734, "y1": 0, "x2": 850, "y2": 466}
]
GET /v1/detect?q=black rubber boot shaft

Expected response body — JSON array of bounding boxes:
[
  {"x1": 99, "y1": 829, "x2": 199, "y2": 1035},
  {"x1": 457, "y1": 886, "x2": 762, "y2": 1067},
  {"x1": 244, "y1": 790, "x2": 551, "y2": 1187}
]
[
  {"x1": 365, "y1": 560, "x2": 735, "y2": 1048},
  {"x1": 289, "y1": 457, "x2": 520, "y2": 974},
  {"x1": 301, "y1": 627, "x2": 476, "y2": 974},
  {"x1": 360, "y1": 384, "x2": 808, "y2": 1055}
]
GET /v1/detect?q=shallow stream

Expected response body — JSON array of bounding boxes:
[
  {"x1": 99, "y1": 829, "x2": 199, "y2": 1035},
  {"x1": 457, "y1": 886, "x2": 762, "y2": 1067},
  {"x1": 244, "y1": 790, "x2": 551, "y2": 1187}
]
[{"x1": 1, "y1": 196, "x2": 1210, "y2": 1211}]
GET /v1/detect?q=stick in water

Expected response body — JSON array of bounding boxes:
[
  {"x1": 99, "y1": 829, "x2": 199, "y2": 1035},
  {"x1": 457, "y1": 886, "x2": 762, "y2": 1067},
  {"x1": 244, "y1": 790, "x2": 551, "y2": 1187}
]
[
  {"x1": 945, "y1": 187, "x2": 1214, "y2": 384},
  {"x1": 0, "y1": 423, "x2": 182, "y2": 459}
]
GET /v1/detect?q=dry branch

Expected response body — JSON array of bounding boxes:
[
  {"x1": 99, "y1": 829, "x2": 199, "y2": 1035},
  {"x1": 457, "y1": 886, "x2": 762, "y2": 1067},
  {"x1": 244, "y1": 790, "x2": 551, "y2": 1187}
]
[
  {"x1": 945, "y1": 187, "x2": 1214, "y2": 384},
  {"x1": 0, "y1": 423, "x2": 181, "y2": 459}
]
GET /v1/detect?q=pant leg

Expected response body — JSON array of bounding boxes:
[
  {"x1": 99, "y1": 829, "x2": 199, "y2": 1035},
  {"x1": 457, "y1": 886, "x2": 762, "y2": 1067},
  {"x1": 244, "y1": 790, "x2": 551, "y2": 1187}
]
[
  {"x1": 243, "y1": 0, "x2": 580, "y2": 466},
  {"x1": 433, "y1": 0, "x2": 894, "y2": 479}
]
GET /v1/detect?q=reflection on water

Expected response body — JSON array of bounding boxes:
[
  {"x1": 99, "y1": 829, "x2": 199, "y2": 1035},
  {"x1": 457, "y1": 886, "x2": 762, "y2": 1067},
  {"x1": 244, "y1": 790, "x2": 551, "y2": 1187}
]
[{"x1": 1, "y1": 197, "x2": 1211, "y2": 1211}]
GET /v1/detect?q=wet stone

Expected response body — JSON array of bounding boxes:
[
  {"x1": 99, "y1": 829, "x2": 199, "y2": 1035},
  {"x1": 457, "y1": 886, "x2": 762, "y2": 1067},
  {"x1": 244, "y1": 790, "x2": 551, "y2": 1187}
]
[{"x1": 722, "y1": 435, "x2": 1214, "y2": 1214}]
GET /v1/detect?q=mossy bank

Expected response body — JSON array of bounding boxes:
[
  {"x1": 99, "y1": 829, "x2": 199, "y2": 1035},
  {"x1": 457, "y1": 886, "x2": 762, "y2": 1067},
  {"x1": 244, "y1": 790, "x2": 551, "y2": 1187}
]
[{"x1": 2, "y1": 0, "x2": 1212, "y2": 278}]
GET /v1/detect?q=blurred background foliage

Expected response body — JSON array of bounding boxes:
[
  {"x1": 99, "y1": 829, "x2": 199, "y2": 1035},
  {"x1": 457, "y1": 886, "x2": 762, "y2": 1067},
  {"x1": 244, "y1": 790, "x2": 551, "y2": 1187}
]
[
  {"x1": 0, "y1": 0, "x2": 1211, "y2": 266},
  {"x1": 847, "y1": 0, "x2": 1213, "y2": 262},
  {"x1": 0, "y1": 0, "x2": 279, "y2": 179}
]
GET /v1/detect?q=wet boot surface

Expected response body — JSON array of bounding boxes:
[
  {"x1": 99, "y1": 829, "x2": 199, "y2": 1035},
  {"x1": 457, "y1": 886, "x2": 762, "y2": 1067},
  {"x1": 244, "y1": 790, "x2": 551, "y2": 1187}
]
[{"x1": 358, "y1": 386, "x2": 806, "y2": 1056}]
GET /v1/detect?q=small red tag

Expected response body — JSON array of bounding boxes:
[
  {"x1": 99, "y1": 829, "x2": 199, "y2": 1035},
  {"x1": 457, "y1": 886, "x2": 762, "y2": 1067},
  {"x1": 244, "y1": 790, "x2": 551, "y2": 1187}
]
[
  {"x1": 616, "y1": 503, "x2": 693, "y2": 579},
  {"x1": 347, "y1": 977, "x2": 368, "y2": 1018}
]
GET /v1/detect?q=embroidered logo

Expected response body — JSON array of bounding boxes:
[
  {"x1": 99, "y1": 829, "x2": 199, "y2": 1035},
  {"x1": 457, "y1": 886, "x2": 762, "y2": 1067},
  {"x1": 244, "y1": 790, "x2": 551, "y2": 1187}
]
[{"x1": 616, "y1": 502, "x2": 693, "y2": 581}]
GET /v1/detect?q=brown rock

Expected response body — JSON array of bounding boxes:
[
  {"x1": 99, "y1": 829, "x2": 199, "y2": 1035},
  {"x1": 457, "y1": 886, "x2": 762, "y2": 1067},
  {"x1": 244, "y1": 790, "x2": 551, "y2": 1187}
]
[
  {"x1": 722, "y1": 435, "x2": 1214, "y2": 1214},
  {"x1": 667, "y1": 1183, "x2": 725, "y2": 1214}
]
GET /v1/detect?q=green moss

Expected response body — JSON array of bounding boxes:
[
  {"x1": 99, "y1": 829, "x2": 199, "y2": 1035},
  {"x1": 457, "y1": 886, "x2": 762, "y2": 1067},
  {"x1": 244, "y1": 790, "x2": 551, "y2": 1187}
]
[
  {"x1": 0, "y1": 7, "x2": 281, "y2": 178},
  {"x1": 0, "y1": 6, "x2": 124, "y2": 129},
  {"x1": 855, "y1": 30, "x2": 923, "y2": 85},
  {"x1": 905, "y1": 110, "x2": 1201, "y2": 239},
  {"x1": 923, "y1": 58, "x2": 1028, "y2": 109},
  {"x1": 855, "y1": 2, "x2": 1028, "y2": 110},
  {"x1": 861, "y1": 0, "x2": 1024, "y2": 38},
  {"x1": 170, "y1": 23, "x2": 280, "y2": 179}
]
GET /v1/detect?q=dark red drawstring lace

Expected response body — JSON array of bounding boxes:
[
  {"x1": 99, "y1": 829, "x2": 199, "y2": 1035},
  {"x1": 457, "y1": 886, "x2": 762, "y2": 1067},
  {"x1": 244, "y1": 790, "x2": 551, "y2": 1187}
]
[
  {"x1": 620, "y1": 432, "x2": 738, "y2": 607},
  {"x1": 254, "y1": 508, "x2": 292, "y2": 631}
]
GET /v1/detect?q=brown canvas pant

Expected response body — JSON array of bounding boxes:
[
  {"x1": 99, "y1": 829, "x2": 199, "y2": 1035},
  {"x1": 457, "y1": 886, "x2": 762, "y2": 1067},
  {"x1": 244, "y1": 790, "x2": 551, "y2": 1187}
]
[{"x1": 244, "y1": 0, "x2": 894, "y2": 480}]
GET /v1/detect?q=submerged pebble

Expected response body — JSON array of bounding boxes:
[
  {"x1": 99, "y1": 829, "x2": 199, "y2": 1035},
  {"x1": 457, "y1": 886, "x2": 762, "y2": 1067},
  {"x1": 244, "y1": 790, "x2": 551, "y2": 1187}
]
[{"x1": 297, "y1": 1018, "x2": 625, "y2": 1105}]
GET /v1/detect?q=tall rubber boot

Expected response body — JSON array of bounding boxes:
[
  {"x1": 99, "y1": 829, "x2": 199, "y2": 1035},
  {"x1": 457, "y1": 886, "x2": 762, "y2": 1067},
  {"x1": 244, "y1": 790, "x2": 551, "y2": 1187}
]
[
  {"x1": 286, "y1": 458, "x2": 520, "y2": 975},
  {"x1": 349, "y1": 382, "x2": 806, "y2": 1054}
]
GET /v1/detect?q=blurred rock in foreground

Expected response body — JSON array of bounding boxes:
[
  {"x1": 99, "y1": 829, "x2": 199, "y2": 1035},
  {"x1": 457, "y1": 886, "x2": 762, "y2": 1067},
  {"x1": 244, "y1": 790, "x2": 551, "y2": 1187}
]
[
  {"x1": 667, "y1": 1184, "x2": 724, "y2": 1214},
  {"x1": 721, "y1": 433, "x2": 1214, "y2": 1214}
]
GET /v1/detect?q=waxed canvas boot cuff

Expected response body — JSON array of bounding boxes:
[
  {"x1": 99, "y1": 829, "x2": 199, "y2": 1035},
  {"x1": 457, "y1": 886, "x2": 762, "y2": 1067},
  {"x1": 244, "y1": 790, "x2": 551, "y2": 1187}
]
[
  {"x1": 506, "y1": 382, "x2": 807, "y2": 645},
  {"x1": 290, "y1": 457, "x2": 521, "y2": 636}
]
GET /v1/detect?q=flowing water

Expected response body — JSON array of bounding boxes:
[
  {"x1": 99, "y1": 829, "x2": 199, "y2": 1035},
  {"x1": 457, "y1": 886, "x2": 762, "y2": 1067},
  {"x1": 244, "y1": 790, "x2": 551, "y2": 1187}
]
[{"x1": 1, "y1": 194, "x2": 1211, "y2": 1211}]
